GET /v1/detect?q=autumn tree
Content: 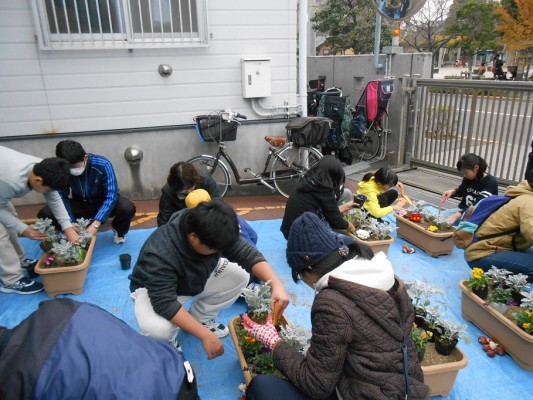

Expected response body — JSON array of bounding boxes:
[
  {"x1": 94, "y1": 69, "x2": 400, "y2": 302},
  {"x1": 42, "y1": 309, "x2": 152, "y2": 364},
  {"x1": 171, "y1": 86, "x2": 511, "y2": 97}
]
[
  {"x1": 445, "y1": 0, "x2": 501, "y2": 69},
  {"x1": 312, "y1": 0, "x2": 392, "y2": 54},
  {"x1": 497, "y1": 0, "x2": 533, "y2": 72}
]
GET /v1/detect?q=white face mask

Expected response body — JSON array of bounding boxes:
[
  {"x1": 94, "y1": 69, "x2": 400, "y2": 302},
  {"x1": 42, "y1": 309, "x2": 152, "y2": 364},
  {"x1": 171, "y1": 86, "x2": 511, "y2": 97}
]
[{"x1": 70, "y1": 167, "x2": 85, "y2": 176}]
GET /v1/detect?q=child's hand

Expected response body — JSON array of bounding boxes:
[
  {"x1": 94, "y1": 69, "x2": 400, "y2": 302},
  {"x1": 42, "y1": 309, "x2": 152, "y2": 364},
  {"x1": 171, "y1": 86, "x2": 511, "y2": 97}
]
[
  {"x1": 242, "y1": 314, "x2": 280, "y2": 351},
  {"x1": 441, "y1": 190, "x2": 455, "y2": 203}
]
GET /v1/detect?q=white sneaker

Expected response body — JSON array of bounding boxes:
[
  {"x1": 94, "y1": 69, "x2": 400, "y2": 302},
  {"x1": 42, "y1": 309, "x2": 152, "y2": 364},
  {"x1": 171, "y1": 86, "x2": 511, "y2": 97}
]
[
  {"x1": 112, "y1": 230, "x2": 126, "y2": 244},
  {"x1": 202, "y1": 319, "x2": 229, "y2": 338}
]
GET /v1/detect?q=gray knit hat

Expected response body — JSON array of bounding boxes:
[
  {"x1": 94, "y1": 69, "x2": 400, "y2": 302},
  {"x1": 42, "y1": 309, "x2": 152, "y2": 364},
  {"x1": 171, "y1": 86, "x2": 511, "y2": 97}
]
[{"x1": 286, "y1": 212, "x2": 350, "y2": 273}]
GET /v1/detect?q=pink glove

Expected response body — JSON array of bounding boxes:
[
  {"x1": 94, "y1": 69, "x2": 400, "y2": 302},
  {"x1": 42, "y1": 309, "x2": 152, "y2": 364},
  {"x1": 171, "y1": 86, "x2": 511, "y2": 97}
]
[{"x1": 241, "y1": 314, "x2": 281, "y2": 351}]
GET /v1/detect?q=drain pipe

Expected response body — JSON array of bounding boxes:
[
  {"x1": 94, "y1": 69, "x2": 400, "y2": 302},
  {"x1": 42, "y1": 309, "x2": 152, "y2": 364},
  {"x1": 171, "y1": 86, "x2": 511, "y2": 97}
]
[
  {"x1": 299, "y1": 0, "x2": 308, "y2": 116},
  {"x1": 251, "y1": 98, "x2": 300, "y2": 118},
  {"x1": 373, "y1": 14, "x2": 383, "y2": 70}
]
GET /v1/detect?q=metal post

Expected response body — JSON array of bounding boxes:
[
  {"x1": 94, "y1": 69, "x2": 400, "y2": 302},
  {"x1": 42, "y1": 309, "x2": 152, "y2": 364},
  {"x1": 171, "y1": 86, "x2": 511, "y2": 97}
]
[{"x1": 374, "y1": 14, "x2": 383, "y2": 70}]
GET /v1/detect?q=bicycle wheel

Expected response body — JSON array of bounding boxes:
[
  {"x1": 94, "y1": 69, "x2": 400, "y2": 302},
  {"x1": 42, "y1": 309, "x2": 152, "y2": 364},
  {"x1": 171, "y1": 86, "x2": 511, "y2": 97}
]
[
  {"x1": 350, "y1": 125, "x2": 381, "y2": 161},
  {"x1": 188, "y1": 155, "x2": 231, "y2": 197},
  {"x1": 270, "y1": 145, "x2": 322, "y2": 198}
]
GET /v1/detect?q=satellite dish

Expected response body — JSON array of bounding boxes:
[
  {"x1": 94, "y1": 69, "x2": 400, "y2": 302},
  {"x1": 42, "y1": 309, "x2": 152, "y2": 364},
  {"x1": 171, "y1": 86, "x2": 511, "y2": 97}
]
[{"x1": 374, "y1": 0, "x2": 426, "y2": 20}]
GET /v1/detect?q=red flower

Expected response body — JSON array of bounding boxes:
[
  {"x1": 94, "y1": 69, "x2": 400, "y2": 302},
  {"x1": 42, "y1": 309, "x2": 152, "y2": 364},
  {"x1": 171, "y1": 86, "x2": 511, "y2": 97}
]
[{"x1": 409, "y1": 213, "x2": 422, "y2": 223}]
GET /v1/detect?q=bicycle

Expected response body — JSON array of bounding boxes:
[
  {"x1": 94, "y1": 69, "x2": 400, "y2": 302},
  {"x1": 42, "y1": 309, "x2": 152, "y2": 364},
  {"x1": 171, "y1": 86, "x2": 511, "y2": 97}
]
[
  {"x1": 349, "y1": 122, "x2": 383, "y2": 161},
  {"x1": 188, "y1": 109, "x2": 323, "y2": 198}
]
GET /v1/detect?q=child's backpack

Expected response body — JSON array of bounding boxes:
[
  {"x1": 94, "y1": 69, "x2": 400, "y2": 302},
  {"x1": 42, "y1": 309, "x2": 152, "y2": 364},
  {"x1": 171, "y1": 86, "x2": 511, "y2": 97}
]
[{"x1": 453, "y1": 195, "x2": 519, "y2": 249}]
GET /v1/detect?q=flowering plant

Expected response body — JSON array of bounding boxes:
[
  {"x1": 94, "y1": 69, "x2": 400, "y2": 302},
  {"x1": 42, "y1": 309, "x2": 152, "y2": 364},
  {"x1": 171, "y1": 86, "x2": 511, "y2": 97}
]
[
  {"x1": 411, "y1": 323, "x2": 430, "y2": 352},
  {"x1": 512, "y1": 291, "x2": 533, "y2": 335},
  {"x1": 402, "y1": 201, "x2": 453, "y2": 231},
  {"x1": 33, "y1": 218, "x2": 93, "y2": 268},
  {"x1": 465, "y1": 268, "x2": 492, "y2": 291},
  {"x1": 345, "y1": 209, "x2": 396, "y2": 241},
  {"x1": 435, "y1": 318, "x2": 469, "y2": 345},
  {"x1": 404, "y1": 280, "x2": 445, "y2": 316}
]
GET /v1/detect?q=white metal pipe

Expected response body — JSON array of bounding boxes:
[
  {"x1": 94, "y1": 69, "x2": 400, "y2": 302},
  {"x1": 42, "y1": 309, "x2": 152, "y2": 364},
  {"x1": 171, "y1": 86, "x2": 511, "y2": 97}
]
[
  {"x1": 374, "y1": 13, "x2": 382, "y2": 69},
  {"x1": 299, "y1": 0, "x2": 308, "y2": 116}
]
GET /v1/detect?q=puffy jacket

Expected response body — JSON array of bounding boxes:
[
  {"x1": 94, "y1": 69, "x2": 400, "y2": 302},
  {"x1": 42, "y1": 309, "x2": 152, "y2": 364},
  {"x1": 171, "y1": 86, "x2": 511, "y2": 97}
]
[
  {"x1": 356, "y1": 177, "x2": 393, "y2": 218},
  {"x1": 272, "y1": 254, "x2": 429, "y2": 400},
  {"x1": 465, "y1": 180, "x2": 533, "y2": 261}
]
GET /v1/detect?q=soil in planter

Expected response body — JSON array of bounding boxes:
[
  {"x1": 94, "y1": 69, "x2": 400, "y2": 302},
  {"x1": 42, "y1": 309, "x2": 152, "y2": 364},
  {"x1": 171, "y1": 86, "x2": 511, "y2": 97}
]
[{"x1": 420, "y1": 343, "x2": 456, "y2": 367}]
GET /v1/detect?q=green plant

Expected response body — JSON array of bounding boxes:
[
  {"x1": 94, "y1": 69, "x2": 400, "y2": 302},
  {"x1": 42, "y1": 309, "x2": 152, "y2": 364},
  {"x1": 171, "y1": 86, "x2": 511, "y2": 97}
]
[
  {"x1": 435, "y1": 318, "x2": 469, "y2": 345},
  {"x1": 38, "y1": 217, "x2": 93, "y2": 268},
  {"x1": 411, "y1": 324, "x2": 430, "y2": 352},
  {"x1": 404, "y1": 280, "x2": 444, "y2": 316},
  {"x1": 240, "y1": 281, "x2": 273, "y2": 323},
  {"x1": 505, "y1": 274, "x2": 529, "y2": 295},
  {"x1": 512, "y1": 292, "x2": 533, "y2": 335},
  {"x1": 423, "y1": 104, "x2": 457, "y2": 140},
  {"x1": 486, "y1": 266, "x2": 512, "y2": 286},
  {"x1": 345, "y1": 209, "x2": 395, "y2": 240},
  {"x1": 487, "y1": 287, "x2": 513, "y2": 305},
  {"x1": 279, "y1": 324, "x2": 311, "y2": 354},
  {"x1": 465, "y1": 267, "x2": 492, "y2": 291}
]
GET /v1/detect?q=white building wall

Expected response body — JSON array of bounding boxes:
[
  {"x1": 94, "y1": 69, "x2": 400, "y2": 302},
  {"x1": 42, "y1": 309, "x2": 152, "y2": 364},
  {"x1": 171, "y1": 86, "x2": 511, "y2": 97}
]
[{"x1": 0, "y1": 0, "x2": 298, "y2": 137}]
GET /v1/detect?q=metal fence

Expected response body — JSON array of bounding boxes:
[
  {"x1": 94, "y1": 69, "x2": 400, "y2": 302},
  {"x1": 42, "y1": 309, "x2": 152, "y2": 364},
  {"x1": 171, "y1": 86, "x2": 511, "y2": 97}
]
[{"x1": 410, "y1": 79, "x2": 533, "y2": 185}]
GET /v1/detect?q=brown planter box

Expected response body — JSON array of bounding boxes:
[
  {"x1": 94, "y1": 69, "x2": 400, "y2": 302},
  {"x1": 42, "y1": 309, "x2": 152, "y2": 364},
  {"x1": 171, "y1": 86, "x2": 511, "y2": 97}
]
[
  {"x1": 231, "y1": 314, "x2": 468, "y2": 395},
  {"x1": 345, "y1": 232, "x2": 394, "y2": 255},
  {"x1": 34, "y1": 237, "x2": 96, "y2": 298},
  {"x1": 459, "y1": 281, "x2": 533, "y2": 370},
  {"x1": 422, "y1": 346, "x2": 468, "y2": 397},
  {"x1": 395, "y1": 214, "x2": 455, "y2": 257},
  {"x1": 229, "y1": 315, "x2": 288, "y2": 385}
]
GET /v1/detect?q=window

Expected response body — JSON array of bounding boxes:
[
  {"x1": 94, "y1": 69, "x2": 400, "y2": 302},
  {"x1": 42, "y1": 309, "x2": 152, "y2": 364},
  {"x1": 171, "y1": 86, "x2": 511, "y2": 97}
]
[{"x1": 31, "y1": 0, "x2": 209, "y2": 49}]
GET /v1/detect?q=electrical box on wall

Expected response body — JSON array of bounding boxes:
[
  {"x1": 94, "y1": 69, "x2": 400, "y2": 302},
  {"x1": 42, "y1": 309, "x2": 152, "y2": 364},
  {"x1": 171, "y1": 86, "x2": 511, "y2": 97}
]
[{"x1": 241, "y1": 58, "x2": 271, "y2": 98}]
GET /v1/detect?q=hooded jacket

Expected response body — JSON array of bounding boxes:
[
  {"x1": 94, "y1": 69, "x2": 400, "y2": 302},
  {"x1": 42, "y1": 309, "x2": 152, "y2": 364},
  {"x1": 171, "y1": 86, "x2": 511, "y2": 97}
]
[
  {"x1": 465, "y1": 180, "x2": 533, "y2": 261},
  {"x1": 281, "y1": 176, "x2": 348, "y2": 239},
  {"x1": 272, "y1": 252, "x2": 429, "y2": 400},
  {"x1": 157, "y1": 171, "x2": 221, "y2": 226},
  {"x1": 356, "y1": 177, "x2": 393, "y2": 218}
]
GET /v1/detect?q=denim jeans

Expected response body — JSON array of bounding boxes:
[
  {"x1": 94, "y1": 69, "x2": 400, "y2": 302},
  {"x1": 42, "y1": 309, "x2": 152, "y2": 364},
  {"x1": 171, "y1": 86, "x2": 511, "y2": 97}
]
[{"x1": 467, "y1": 249, "x2": 533, "y2": 283}]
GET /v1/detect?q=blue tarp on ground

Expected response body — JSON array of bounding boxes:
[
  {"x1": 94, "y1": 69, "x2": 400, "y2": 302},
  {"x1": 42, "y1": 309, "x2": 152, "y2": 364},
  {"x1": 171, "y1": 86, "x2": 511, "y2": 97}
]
[{"x1": 0, "y1": 217, "x2": 531, "y2": 399}]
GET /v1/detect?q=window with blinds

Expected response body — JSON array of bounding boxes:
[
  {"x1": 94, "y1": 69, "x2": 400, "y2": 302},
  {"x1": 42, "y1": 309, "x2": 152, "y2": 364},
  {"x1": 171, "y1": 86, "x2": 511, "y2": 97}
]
[{"x1": 31, "y1": 0, "x2": 209, "y2": 49}]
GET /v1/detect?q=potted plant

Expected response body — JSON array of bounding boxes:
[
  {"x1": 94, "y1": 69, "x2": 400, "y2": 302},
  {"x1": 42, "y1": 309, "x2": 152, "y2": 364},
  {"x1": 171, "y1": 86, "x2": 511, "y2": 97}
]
[
  {"x1": 240, "y1": 281, "x2": 274, "y2": 324},
  {"x1": 434, "y1": 318, "x2": 469, "y2": 356},
  {"x1": 464, "y1": 267, "x2": 492, "y2": 300},
  {"x1": 395, "y1": 201, "x2": 455, "y2": 257},
  {"x1": 34, "y1": 218, "x2": 96, "y2": 298},
  {"x1": 344, "y1": 209, "x2": 395, "y2": 254},
  {"x1": 411, "y1": 323, "x2": 430, "y2": 361},
  {"x1": 404, "y1": 280, "x2": 445, "y2": 330},
  {"x1": 230, "y1": 282, "x2": 310, "y2": 384},
  {"x1": 459, "y1": 275, "x2": 533, "y2": 370}
]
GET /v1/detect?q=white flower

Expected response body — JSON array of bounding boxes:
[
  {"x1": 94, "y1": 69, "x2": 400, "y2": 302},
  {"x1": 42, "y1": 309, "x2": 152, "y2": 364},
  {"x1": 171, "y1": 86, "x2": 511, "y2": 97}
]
[{"x1": 355, "y1": 229, "x2": 370, "y2": 240}]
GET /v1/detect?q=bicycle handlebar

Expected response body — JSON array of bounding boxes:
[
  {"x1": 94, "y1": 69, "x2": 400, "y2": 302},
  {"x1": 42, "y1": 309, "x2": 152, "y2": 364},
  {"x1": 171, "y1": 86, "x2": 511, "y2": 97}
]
[{"x1": 235, "y1": 113, "x2": 247, "y2": 120}]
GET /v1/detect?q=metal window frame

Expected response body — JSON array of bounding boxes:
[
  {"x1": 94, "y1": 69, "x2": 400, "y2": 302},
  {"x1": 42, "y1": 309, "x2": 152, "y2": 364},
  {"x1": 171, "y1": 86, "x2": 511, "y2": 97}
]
[{"x1": 30, "y1": 0, "x2": 209, "y2": 50}]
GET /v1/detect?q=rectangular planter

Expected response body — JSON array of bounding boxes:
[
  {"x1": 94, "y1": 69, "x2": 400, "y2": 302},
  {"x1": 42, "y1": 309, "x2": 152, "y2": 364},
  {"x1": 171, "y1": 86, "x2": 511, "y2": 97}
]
[
  {"x1": 421, "y1": 346, "x2": 468, "y2": 397},
  {"x1": 459, "y1": 281, "x2": 533, "y2": 370},
  {"x1": 229, "y1": 314, "x2": 288, "y2": 385},
  {"x1": 395, "y1": 214, "x2": 455, "y2": 257},
  {"x1": 231, "y1": 314, "x2": 468, "y2": 395},
  {"x1": 34, "y1": 237, "x2": 96, "y2": 298},
  {"x1": 459, "y1": 282, "x2": 533, "y2": 371},
  {"x1": 345, "y1": 232, "x2": 394, "y2": 255}
]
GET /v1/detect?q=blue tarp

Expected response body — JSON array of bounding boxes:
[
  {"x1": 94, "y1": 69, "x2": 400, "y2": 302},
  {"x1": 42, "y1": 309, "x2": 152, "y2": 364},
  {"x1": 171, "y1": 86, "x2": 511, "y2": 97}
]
[{"x1": 0, "y1": 217, "x2": 530, "y2": 399}]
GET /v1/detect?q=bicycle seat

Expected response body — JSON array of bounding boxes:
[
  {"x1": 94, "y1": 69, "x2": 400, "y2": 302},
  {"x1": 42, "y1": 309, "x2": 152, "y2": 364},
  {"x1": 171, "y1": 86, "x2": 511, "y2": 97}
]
[{"x1": 264, "y1": 136, "x2": 286, "y2": 147}]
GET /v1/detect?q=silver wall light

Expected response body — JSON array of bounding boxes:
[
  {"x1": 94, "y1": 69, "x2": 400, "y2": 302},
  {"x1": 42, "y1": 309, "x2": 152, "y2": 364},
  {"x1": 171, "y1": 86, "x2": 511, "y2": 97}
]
[
  {"x1": 124, "y1": 146, "x2": 143, "y2": 164},
  {"x1": 158, "y1": 63, "x2": 173, "y2": 77}
]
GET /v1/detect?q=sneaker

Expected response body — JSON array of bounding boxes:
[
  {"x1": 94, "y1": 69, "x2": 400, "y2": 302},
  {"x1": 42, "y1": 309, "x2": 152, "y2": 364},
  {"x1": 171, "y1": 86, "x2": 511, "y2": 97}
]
[
  {"x1": 1, "y1": 277, "x2": 43, "y2": 295},
  {"x1": 202, "y1": 319, "x2": 229, "y2": 338},
  {"x1": 112, "y1": 230, "x2": 126, "y2": 245},
  {"x1": 21, "y1": 258, "x2": 39, "y2": 278}
]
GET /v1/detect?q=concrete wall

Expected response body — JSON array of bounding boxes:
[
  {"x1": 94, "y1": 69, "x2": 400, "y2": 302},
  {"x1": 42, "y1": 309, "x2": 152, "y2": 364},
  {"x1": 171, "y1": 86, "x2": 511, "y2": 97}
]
[{"x1": 307, "y1": 52, "x2": 433, "y2": 164}]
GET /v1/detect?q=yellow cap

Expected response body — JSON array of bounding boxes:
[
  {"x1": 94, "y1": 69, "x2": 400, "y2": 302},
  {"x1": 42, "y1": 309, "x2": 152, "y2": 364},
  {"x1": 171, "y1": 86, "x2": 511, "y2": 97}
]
[{"x1": 185, "y1": 188, "x2": 212, "y2": 208}]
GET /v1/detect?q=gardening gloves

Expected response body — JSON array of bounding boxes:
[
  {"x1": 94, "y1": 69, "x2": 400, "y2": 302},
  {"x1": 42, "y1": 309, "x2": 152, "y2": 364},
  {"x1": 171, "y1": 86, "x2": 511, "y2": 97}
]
[{"x1": 242, "y1": 314, "x2": 281, "y2": 351}]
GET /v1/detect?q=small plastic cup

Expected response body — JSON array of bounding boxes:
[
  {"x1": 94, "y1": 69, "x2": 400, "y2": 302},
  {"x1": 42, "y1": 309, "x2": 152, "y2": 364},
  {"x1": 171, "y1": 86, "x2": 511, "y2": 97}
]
[{"x1": 119, "y1": 254, "x2": 132, "y2": 270}]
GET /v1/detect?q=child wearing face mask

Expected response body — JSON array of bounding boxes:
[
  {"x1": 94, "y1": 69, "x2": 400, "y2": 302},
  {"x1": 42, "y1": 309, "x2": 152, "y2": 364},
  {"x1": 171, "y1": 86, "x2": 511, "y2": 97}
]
[
  {"x1": 37, "y1": 140, "x2": 136, "y2": 244},
  {"x1": 356, "y1": 167, "x2": 404, "y2": 220}
]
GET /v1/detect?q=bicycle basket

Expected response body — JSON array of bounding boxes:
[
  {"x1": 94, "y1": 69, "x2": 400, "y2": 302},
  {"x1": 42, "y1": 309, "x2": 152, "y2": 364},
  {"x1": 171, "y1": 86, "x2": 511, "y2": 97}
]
[
  {"x1": 195, "y1": 115, "x2": 238, "y2": 142},
  {"x1": 285, "y1": 117, "x2": 332, "y2": 147}
]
